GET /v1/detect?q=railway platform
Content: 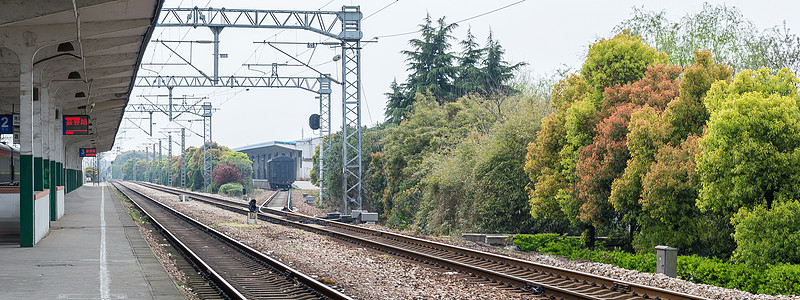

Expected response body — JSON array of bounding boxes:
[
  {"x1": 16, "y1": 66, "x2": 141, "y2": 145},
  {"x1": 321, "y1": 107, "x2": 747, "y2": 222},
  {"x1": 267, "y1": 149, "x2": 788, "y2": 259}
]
[{"x1": 0, "y1": 184, "x2": 184, "y2": 299}]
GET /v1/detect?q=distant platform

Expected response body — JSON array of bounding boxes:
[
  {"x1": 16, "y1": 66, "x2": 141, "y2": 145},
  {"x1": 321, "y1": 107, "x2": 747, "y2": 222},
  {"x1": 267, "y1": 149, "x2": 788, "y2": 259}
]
[{"x1": 0, "y1": 184, "x2": 184, "y2": 299}]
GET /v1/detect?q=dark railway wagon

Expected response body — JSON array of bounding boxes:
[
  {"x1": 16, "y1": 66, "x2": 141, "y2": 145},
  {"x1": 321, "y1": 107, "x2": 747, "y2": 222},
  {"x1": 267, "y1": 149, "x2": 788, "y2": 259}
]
[
  {"x1": 0, "y1": 143, "x2": 20, "y2": 237},
  {"x1": 0, "y1": 143, "x2": 20, "y2": 186},
  {"x1": 267, "y1": 156, "x2": 295, "y2": 190}
]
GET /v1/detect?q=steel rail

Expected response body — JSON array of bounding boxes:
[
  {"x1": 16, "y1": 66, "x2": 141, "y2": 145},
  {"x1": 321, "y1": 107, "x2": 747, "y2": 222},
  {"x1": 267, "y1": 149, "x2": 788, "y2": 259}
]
[
  {"x1": 134, "y1": 181, "x2": 708, "y2": 300},
  {"x1": 113, "y1": 181, "x2": 352, "y2": 300},
  {"x1": 112, "y1": 181, "x2": 246, "y2": 299}
]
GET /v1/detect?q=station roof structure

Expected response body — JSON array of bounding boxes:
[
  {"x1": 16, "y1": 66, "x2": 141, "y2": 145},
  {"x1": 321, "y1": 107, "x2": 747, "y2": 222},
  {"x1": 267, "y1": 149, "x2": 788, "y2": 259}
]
[
  {"x1": 234, "y1": 141, "x2": 298, "y2": 152},
  {"x1": 0, "y1": 0, "x2": 164, "y2": 152}
]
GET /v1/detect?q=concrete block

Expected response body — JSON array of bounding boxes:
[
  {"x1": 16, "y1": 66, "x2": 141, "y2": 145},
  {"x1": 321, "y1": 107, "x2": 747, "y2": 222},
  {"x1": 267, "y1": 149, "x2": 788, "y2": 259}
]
[
  {"x1": 247, "y1": 212, "x2": 258, "y2": 225},
  {"x1": 360, "y1": 212, "x2": 378, "y2": 223},
  {"x1": 485, "y1": 235, "x2": 511, "y2": 246},
  {"x1": 461, "y1": 233, "x2": 486, "y2": 243},
  {"x1": 351, "y1": 210, "x2": 363, "y2": 220},
  {"x1": 338, "y1": 215, "x2": 355, "y2": 223},
  {"x1": 178, "y1": 195, "x2": 189, "y2": 202}
]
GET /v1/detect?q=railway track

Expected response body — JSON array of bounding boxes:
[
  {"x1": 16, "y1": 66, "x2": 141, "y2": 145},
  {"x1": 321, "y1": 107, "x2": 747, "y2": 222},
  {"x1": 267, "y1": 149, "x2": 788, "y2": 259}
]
[
  {"x1": 133, "y1": 181, "x2": 708, "y2": 300},
  {"x1": 262, "y1": 189, "x2": 291, "y2": 210},
  {"x1": 110, "y1": 181, "x2": 351, "y2": 300}
]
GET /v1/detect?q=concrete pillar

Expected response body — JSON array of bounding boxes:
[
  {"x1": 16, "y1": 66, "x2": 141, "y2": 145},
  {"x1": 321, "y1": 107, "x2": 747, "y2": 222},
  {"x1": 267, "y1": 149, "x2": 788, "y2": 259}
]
[
  {"x1": 33, "y1": 87, "x2": 43, "y2": 192},
  {"x1": 19, "y1": 55, "x2": 35, "y2": 247},
  {"x1": 56, "y1": 117, "x2": 64, "y2": 189},
  {"x1": 41, "y1": 87, "x2": 56, "y2": 220}
]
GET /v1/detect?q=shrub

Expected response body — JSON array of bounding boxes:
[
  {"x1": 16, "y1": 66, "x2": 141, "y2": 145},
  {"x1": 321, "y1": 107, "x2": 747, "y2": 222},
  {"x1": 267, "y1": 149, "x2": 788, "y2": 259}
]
[
  {"x1": 731, "y1": 200, "x2": 800, "y2": 266},
  {"x1": 513, "y1": 233, "x2": 560, "y2": 252},
  {"x1": 213, "y1": 163, "x2": 242, "y2": 187},
  {"x1": 219, "y1": 182, "x2": 244, "y2": 197},
  {"x1": 759, "y1": 264, "x2": 800, "y2": 295},
  {"x1": 514, "y1": 234, "x2": 800, "y2": 295}
]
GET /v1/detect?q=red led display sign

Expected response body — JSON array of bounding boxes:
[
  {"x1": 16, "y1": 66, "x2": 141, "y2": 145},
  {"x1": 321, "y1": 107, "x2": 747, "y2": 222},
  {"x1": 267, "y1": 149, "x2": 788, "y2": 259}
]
[
  {"x1": 63, "y1": 115, "x2": 89, "y2": 135},
  {"x1": 79, "y1": 148, "x2": 96, "y2": 157}
]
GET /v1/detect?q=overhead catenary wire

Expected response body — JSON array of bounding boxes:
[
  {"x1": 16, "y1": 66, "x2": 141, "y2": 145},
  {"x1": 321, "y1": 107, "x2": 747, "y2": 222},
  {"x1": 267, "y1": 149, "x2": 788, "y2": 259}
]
[
  {"x1": 372, "y1": 0, "x2": 527, "y2": 39},
  {"x1": 363, "y1": 0, "x2": 400, "y2": 21}
]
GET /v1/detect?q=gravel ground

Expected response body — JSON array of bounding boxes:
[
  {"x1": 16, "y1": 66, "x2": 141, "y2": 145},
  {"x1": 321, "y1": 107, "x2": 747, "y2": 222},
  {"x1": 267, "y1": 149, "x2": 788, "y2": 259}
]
[
  {"x1": 127, "y1": 184, "x2": 538, "y2": 299},
  {"x1": 359, "y1": 227, "x2": 800, "y2": 300},
  {"x1": 125, "y1": 184, "x2": 800, "y2": 300}
]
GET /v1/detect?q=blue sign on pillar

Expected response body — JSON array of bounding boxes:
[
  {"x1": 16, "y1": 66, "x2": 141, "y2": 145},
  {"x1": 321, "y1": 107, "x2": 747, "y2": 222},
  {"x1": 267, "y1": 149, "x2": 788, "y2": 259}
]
[
  {"x1": 0, "y1": 115, "x2": 12, "y2": 134},
  {"x1": 79, "y1": 148, "x2": 96, "y2": 157}
]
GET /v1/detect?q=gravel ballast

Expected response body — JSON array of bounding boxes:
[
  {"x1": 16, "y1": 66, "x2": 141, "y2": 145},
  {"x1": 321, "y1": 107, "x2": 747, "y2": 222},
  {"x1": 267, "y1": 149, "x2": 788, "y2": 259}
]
[
  {"x1": 128, "y1": 185, "x2": 537, "y2": 299},
  {"x1": 125, "y1": 184, "x2": 799, "y2": 300}
]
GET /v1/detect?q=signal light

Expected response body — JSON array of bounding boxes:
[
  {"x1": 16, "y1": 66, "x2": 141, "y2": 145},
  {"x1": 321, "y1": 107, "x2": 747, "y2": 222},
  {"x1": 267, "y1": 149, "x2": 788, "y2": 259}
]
[
  {"x1": 249, "y1": 199, "x2": 257, "y2": 213},
  {"x1": 309, "y1": 114, "x2": 320, "y2": 130}
]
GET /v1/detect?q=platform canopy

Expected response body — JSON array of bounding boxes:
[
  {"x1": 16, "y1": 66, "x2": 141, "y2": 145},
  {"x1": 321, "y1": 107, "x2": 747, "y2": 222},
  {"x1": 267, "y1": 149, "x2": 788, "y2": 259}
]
[{"x1": 0, "y1": 0, "x2": 163, "y2": 153}]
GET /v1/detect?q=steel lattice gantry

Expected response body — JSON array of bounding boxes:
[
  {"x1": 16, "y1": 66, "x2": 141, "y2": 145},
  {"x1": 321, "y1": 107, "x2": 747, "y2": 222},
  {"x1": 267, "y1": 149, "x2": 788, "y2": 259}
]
[
  {"x1": 141, "y1": 6, "x2": 363, "y2": 211},
  {"x1": 125, "y1": 103, "x2": 213, "y2": 191}
]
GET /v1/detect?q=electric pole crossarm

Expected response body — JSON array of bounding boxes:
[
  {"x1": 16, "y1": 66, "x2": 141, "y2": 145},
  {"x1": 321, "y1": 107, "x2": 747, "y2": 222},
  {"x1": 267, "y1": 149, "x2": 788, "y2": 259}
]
[
  {"x1": 125, "y1": 103, "x2": 215, "y2": 117},
  {"x1": 135, "y1": 75, "x2": 324, "y2": 93},
  {"x1": 158, "y1": 7, "x2": 343, "y2": 39}
]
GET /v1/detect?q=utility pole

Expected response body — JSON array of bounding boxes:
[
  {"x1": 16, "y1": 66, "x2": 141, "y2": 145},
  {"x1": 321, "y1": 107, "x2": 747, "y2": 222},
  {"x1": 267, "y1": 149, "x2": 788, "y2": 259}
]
[
  {"x1": 151, "y1": 144, "x2": 156, "y2": 183},
  {"x1": 145, "y1": 146, "x2": 150, "y2": 182},
  {"x1": 158, "y1": 140, "x2": 162, "y2": 184},
  {"x1": 168, "y1": 134, "x2": 173, "y2": 186},
  {"x1": 181, "y1": 128, "x2": 186, "y2": 189}
]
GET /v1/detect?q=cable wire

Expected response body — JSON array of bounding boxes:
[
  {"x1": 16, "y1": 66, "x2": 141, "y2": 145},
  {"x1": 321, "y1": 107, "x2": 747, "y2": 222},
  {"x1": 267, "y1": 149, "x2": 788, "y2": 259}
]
[
  {"x1": 363, "y1": 0, "x2": 400, "y2": 21},
  {"x1": 373, "y1": 0, "x2": 527, "y2": 39}
]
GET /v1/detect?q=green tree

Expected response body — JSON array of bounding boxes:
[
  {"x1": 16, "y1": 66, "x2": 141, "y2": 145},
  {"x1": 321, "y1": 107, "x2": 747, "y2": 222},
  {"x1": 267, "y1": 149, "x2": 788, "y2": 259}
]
[
  {"x1": 402, "y1": 15, "x2": 459, "y2": 103},
  {"x1": 384, "y1": 80, "x2": 413, "y2": 124},
  {"x1": 525, "y1": 113, "x2": 568, "y2": 222},
  {"x1": 480, "y1": 31, "x2": 526, "y2": 95},
  {"x1": 526, "y1": 33, "x2": 667, "y2": 246},
  {"x1": 617, "y1": 3, "x2": 800, "y2": 73},
  {"x1": 751, "y1": 22, "x2": 800, "y2": 75},
  {"x1": 112, "y1": 150, "x2": 146, "y2": 179},
  {"x1": 732, "y1": 200, "x2": 800, "y2": 266},
  {"x1": 663, "y1": 50, "x2": 732, "y2": 143},
  {"x1": 637, "y1": 135, "x2": 732, "y2": 256},
  {"x1": 580, "y1": 32, "x2": 668, "y2": 102},
  {"x1": 697, "y1": 68, "x2": 800, "y2": 217},
  {"x1": 455, "y1": 28, "x2": 485, "y2": 96},
  {"x1": 472, "y1": 98, "x2": 548, "y2": 233},
  {"x1": 219, "y1": 151, "x2": 253, "y2": 192},
  {"x1": 85, "y1": 166, "x2": 98, "y2": 182}
]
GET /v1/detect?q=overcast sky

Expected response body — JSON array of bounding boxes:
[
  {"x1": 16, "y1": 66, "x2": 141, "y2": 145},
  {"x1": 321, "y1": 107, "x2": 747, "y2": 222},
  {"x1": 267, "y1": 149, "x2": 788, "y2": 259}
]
[{"x1": 116, "y1": 0, "x2": 800, "y2": 156}]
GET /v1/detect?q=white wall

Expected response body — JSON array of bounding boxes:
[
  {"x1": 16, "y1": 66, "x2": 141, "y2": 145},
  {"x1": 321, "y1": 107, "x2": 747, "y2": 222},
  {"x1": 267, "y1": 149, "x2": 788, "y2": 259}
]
[
  {"x1": 34, "y1": 194, "x2": 49, "y2": 243},
  {"x1": 0, "y1": 193, "x2": 20, "y2": 236},
  {"x1": 56, "y1": 188, "x2": 64, "y2": 219}
]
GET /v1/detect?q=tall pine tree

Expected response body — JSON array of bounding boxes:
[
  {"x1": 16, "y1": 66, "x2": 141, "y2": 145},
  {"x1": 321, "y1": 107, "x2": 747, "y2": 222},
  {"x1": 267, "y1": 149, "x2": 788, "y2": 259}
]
[{"x1": 481, "y1": 31, "x2": 526, "y2": 95}]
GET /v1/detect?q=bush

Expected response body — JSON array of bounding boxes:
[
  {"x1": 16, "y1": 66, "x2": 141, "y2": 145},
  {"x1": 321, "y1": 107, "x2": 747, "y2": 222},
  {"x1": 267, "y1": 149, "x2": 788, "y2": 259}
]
[
  {"x1": 513, "y1": 233, "x2": 560, "y2": 252},
  {"x1": 759, "y1": 264, "x2": 800, "y2": 295},
  {"x1": 219, "y1": 182, "x2": 244, "y2": 197},
  {"x1": 731, "y1": 200, "x2": 800, "y2": 266},
  {"x1": 514, "y1": 233, "x2": 800, "y2": 295}
]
